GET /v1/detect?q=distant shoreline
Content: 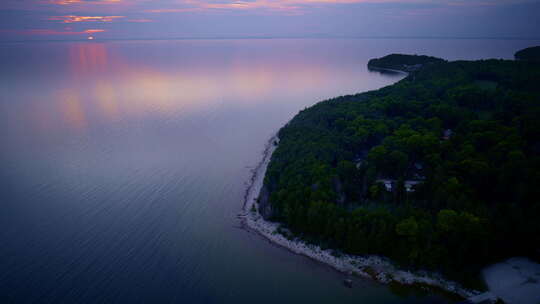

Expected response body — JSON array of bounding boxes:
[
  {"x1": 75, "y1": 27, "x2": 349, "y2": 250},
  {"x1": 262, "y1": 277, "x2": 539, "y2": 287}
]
[{"x1": 367, "y1": 65, "x2": 409, "y2": 75}]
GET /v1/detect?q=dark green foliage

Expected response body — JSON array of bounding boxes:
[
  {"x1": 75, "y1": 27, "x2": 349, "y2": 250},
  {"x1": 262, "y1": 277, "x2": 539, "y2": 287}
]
[
  {"x1": 261, "y1": 51, "x2": 540, "y2": 288},
  {"x1": 368, "y1": 54, "x2": 446, "y2": 72},
  {"x1": 515, "y1": 46, "x2": 540, "y2": 62}
]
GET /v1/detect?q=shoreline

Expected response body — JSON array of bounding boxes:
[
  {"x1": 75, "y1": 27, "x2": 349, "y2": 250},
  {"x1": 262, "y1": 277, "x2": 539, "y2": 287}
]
[
  {"x1": 367, "y1": 65, "x2": 410, "y2": 75},
  {"x1": 239, "y1": 135, "x2": 481, "y2": 300}
]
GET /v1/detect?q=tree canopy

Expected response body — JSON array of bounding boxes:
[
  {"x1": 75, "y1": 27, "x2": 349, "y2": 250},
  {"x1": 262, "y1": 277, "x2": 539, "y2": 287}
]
[
  {"x1": 260, "y1": 50, "x2": 540, "y2": 289},
  {"x1": 515, "y1": 45, "x2": 540, "y2": 62}
]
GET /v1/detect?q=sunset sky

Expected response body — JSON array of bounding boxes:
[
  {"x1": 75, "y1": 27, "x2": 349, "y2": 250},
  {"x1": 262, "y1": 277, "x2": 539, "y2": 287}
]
[{"x1": 1, "y1": 0, "x2": 539, "y2": 41}]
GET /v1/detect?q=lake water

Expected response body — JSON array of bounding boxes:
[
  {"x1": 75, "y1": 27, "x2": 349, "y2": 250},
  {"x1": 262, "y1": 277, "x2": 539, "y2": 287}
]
[{"x1": 1, "y1": 38, "x2": 538, "y2": 303}]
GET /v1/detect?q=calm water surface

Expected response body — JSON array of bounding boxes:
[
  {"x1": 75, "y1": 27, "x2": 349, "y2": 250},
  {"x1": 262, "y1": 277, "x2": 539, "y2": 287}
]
[{"x1": 1, "y1": 38, "x2": 538, "y2": 303}]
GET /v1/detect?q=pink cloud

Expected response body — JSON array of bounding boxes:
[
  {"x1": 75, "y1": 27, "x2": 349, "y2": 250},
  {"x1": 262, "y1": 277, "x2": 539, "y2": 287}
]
[
  {"x1": 48, "y1": 15, "x2": 125, "y2": 23},
  {"x1": 145, "y1": 0, "x2": 395, "y2": 14},
  {"x1": 48, "y1": 0, "x2": 122, "y2": 5},
  {"x1": 1, "y1": 28, "x2": 106, "y2": 35}
]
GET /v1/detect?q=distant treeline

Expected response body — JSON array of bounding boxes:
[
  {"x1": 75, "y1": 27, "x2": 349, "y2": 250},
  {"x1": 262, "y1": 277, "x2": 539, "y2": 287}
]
[
  {"x1": 260, "y1": 49, "x2": 540, "y2": 289},
  {"x1": 515, "y1": 46, "x2": 540, "y2": 62},
  {"x1": 368, "y1": 53, "x2": 446, "y2": 72}
]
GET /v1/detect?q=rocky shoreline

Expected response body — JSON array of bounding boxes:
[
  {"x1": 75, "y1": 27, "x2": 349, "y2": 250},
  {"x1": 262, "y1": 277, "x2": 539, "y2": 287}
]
[{"x1": 239, "y1": 135, "x2": 481, "y2": 300}]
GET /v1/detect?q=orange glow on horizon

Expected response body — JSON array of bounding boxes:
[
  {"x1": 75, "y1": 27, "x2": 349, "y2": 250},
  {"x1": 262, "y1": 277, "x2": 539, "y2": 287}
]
[
  {"x1": 8, "y1": 29, "x2": 106, "y2": 36},
  {"x1": 85, "y1": 29, "x2": 105, "y2": 34},
  {"x1": 48, "y1": 15, "x2": 125, "y2": 23}
]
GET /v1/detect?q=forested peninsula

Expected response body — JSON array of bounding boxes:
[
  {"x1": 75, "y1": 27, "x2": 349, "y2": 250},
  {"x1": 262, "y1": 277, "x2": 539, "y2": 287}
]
[{"x1": 257, "y1": 47, "x2": 540, "y2": 289}]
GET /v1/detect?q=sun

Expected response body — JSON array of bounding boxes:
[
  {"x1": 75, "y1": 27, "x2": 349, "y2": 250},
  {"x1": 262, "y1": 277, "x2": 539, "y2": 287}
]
[{"x1": 87, "y1": 36, "x2": 94, "y2": 40}]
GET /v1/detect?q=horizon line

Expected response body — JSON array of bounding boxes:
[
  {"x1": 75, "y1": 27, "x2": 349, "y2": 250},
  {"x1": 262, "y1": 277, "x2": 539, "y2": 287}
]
[{"x1": 2, "y1": 35, "x2": 540, "y2": 44}]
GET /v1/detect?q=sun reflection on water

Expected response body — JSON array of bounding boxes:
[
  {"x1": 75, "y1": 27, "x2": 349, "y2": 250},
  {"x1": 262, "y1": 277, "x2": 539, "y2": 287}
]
[
  {"x1": 58, "y1": 88, "x2": 87, "y2": 129},
  {"x1": 22, "y1": 41, "x2": 369, "y2": 132}
]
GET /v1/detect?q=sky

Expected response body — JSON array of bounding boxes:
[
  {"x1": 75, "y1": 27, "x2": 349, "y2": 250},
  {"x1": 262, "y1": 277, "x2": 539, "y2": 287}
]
[{"x1": 1, "y1": 0, "x2": 539, "y2": 41}]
